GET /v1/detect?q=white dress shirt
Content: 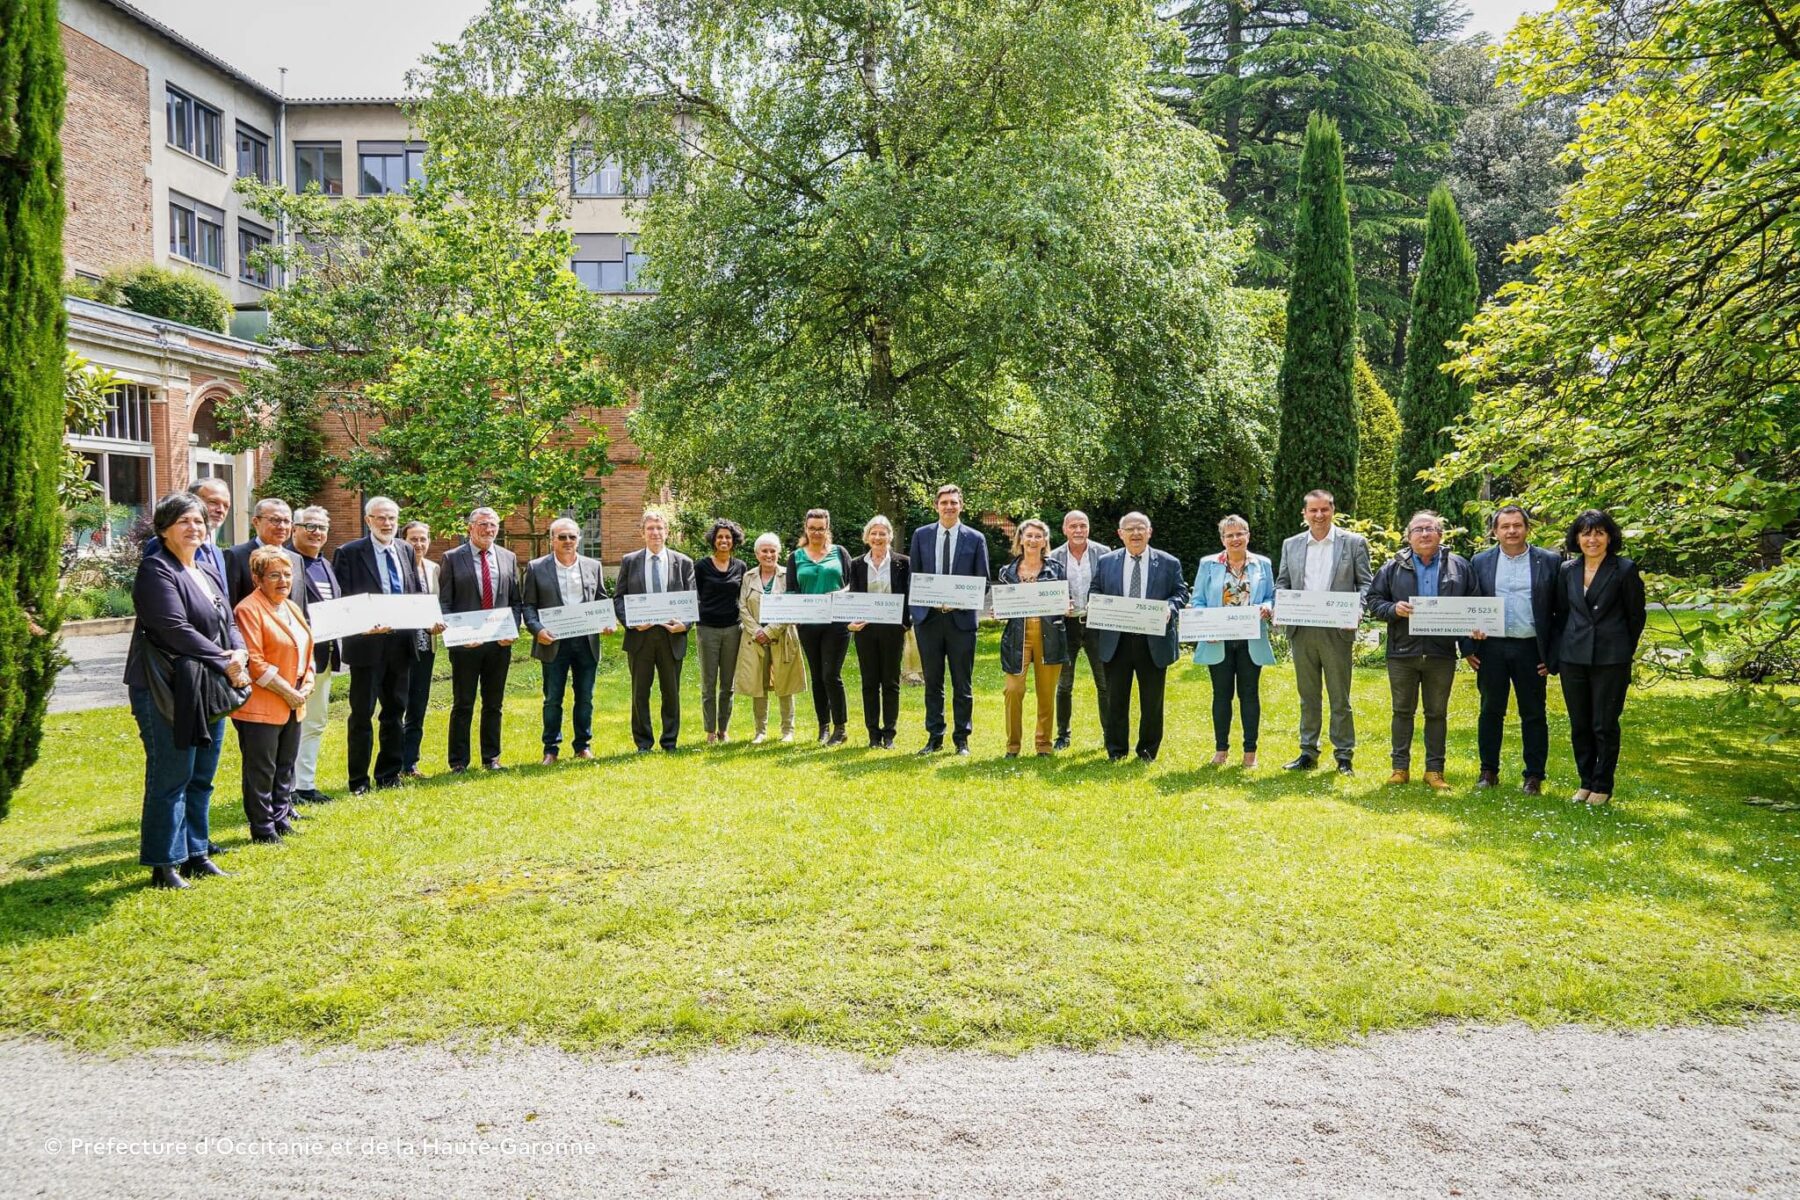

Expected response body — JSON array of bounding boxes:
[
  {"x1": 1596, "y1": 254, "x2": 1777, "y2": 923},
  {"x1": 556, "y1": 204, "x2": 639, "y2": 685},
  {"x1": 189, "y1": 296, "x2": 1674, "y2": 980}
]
[
  {"x1": 1303, "y1": 526, "x2": 1339, "y2": 592},
  {"x1": 864, "y1": 552, "x2": 892, "y2": 594},
  {"x1": 555, "y1": 556, "x2": 585, "y2": 607},
  {"x1": 1064, "y1": 544, "x2": 1097, "y2": 609}
]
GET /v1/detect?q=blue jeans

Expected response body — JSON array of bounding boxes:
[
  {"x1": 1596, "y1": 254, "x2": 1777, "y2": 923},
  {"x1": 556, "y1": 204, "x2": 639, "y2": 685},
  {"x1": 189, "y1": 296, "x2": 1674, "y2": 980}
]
[
  {"x1": 131, "y1": 684, "x2": 224, "y2": 867},
  {"x1": 542, "y1": 640, "x2": 598, "y2": 753}
]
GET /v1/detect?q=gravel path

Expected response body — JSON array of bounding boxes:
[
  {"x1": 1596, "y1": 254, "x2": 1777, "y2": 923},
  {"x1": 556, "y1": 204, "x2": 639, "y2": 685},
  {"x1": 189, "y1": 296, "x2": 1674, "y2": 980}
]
[{"x1": 3, "y1": 1021, "x2": 1797, "y2": 1198}]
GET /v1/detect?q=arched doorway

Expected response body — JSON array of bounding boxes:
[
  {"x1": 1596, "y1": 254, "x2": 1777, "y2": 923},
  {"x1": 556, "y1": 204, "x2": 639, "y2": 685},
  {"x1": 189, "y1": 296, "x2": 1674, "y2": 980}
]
[{"x1": 190, "y1": 392, "x2": 252, "y2": 546}]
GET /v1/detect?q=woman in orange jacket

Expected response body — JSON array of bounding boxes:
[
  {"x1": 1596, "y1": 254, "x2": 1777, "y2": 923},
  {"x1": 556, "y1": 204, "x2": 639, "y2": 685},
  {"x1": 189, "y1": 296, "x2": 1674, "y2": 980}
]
[{"x1": 232, "y1": 547, "x2": 316, "y2": 844}]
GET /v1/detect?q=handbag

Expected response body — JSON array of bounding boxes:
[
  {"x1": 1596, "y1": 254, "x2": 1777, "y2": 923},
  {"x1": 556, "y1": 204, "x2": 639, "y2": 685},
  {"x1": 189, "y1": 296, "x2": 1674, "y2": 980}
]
[{"x1": 135, "y1": 626, "x2": 252, "y2": 725}]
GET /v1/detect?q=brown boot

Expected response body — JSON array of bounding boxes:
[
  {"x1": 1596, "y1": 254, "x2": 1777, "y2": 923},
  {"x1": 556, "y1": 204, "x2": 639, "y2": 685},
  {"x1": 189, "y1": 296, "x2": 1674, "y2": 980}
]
[
  {"x1": 1386, "y1": 769, "x2": 1410, "y2": 785},
  {"x1": 1424, "y1": 771, "x2": 1452, "y2": 792},
  {"x1": 1475, "y1": 770, "x2": 1499, "y2": 789}
]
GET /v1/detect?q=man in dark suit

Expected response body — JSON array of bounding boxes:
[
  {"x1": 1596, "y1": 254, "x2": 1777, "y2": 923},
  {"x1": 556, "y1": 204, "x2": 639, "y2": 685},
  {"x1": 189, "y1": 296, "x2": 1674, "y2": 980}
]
[
  {"x1": 288, "y1": 505, "x2": 343, "y2": 804},
  {"x1": 1089, "y1": 511, "x2": 1190, "y2": 762},
  {"x1": 438, "y1": 507, "x2": 521, "y2": 771},
  {"x1": 612, "y1": 509, "x2": 696, "y2": 752},
  {"x1": 905, "y1": 483, "x2": 990, "y2": 755},
  {"x1": 1463, "y1": 504, "x2": 1563, "y2": 795},
  {"x1": 522, "y1": 517, "x2": 608, "y2": 763},
  {"x1": 224, "y1": 499, "x2": 308, "y2": 612},
  {"x1": 1048, "y1": 510, "x2": 1110, "y2": 750},
  {"x1": 333, "y1": 495, "x2": 436, "y2": 794}
]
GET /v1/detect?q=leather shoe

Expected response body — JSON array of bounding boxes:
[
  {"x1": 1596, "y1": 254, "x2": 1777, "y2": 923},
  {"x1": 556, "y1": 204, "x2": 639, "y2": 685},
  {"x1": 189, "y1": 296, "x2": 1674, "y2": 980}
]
[
  {"x1": 149, "y1": 865, "x2": 189, "y2": 889},
  {"x1": 251, "y1": 831, "x2": 284, "y2": 845},
  {"x1": 916, "y1": 741, "x2": 943, "y2": 756},
  {"x1": 180, "y1": 856, "x2": 228, "y2": 879},
  {"x1": 955, "y1": 744, "x2": 971, "y2": 756},
  {"x1": 1052, "y1": 735, "x2": 1070, "y2": 751},
  {"x1": 541, "y1": 752, "x2": 558, "y2": 766},
  {"x1": 881, "y1": 734, "x2": 895, "y2": 749},
  {"x1": 1283, "y1": 755, "x2": 1318, "y2": 771},
  {"x1": 207, "y1": 840, "x2": 230, "y2": 856},
  {"x1": 1387, "y1": 769, "x2": 1410, "y2": 785},
  {"x1": 405, "y1": 769, "x2": 428, "y2": 780},
  {"x1": 484, "y1": 759, "x2": 506, "y2": 771},
  {"x1": 826, "y1": 727, "x2": 847, "y2": 746},
  {"x1": 574, "y1": 749, "x2": 594, "y2": 761},
  {"x1": 1136, "y1": 750, "x2": 1156, "y2": 763},
  {"x1": 1108, "y1": 753, "x2": 1128, "y2": 763},
  {"x1": 1476, "y1": 770, "x2": 1499, "y2": 789},
  {"x1": 1522, "y1": 777, "x2": 1543, "y2": 796},
  {"x1": 1336, "y1": 761, "x2": 1355, "y2": 776},
  {"x1": 1424, "y1": 771, "x2": 1452, "y2": 791},
  {"x1": 1004, "y1": 751, "x2": 1019, "y2": 759}
]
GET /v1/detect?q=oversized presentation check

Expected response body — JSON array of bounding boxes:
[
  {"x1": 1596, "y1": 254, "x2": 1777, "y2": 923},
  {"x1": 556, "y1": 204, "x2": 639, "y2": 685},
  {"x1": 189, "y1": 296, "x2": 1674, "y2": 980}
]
[
  {"x1": 535, "y1": 598, "x2": 618, "y2": 639},
  {"x1": 831, "y1": 593, "x2": 905, "y2": 625},
  {"x1": 1274, "y1": 589, "x2": 1362, "y2": 629},
  {"x1": 1179, "y1": 605, "x2": 1264, "y2": 643},
  {"x1": 760, "y1": 593, "x2": 835, "y2": 624},
  {"x1": 306, "y1": 593, "x2": 443, "y2": 642},
  {"x1": 623, "y1": 590, "x2": 700, "y2": 626},
  {"x1": 989, "y1": 580, "x2": 1070, "y2": 620},
  {"x1": 440, "y1": 606, "x2": 519, "y2": 648},
  {"x1": 1085, "y1": 593, "x2": 1172, "y2": 637},
  {"x1": 1407, "y1": 595, "x2": 1505, "y2": 638},
  {"x1": 910, "y1": 572, "x2": 987, "y2": 610}
]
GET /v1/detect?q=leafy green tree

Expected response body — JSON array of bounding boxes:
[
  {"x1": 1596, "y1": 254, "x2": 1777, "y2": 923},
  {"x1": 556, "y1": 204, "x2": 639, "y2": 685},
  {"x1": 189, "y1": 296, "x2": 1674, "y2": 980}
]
[
  {"x1": 0, "y1": 0, "x2": 66, "y2": 819},
  {"x1": 61, "y1": 352, "x2": 123, "y2": 506},
  {"x1": 1436, "y1": 0, "x2": 1800, "y2": 732},
  {"x1": 1355, "y1": 357, "x2": 1402, "y2": 529},
  {"x1": 1396, "y1": 185, "x2": 1478, "y2": 522},
  {"x1": 417, "y1": 0, "x2": 1256, "y2": 537},
  {"x1": 1273, "y1": 113, "x2": 1359, "y2": 524}
]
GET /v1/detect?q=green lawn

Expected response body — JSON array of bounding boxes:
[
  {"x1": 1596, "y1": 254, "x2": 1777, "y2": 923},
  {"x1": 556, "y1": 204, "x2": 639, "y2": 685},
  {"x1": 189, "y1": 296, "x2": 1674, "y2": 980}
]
[{"x1": 3, "y1": 632, "x2": 1797, "y2": 1053}]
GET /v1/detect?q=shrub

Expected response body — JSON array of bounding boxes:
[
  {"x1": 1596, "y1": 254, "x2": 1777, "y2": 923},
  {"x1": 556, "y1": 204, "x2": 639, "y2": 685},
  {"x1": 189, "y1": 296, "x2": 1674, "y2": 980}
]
[{"x1": 97, "y1": 264, "x2": 232, "y2": 333}]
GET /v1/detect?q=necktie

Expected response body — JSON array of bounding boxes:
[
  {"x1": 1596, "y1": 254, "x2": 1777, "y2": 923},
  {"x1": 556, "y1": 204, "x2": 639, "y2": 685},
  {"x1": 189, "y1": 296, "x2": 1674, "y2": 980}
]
[
  {"x1": 1130, "y1": 554, "x2": 1143, "y2": 600},
  {"x1": 480, "y1": 550, "x2": 494, "y2": 608},
  {"x1": 384, "y1": 545, "x2": 402, "y2": 594},
  {"x1": 940, "y1": 527, "x2": 951, "y2": 573},
  {"x1": 650, "y1": 553, "x2": 662, "y2": 593}
]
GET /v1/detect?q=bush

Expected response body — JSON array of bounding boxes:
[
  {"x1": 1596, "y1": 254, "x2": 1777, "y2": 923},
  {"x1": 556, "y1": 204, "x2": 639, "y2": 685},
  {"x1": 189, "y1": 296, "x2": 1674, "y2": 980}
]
[
  {"x1": 91, "y1": 264, "x2": 232, "y2": 333},
  {"x1": 1354, "y1": 360, "x2": 1401, "y2": 529}
]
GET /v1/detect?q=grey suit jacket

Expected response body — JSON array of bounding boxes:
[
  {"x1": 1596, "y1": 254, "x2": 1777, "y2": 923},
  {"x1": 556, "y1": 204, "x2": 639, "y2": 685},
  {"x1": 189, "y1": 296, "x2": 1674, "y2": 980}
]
[
  {"x1": 1274, "y1": 527, "x2": 1373, "y2": 633},
  {"x1": 612, "y1": 547, "x2": 697, "y2": 659},
  {"x1": 1048, "y1": 539, "x2": 1111, "y2": 608},
  {"x1": 521, "y1": 553, "x2": 608, "y2": 663}
]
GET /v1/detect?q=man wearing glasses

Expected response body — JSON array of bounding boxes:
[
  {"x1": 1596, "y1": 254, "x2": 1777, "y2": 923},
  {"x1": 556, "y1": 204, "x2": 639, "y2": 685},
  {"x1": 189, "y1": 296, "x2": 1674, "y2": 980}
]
[
  {"x1": 288, "y1": 506, "x2": 341, "y2": 804},
  {"x1": 521, "y1": 518, "x2": 608, "y2": 763},
  {"x1": 224, "y1": 498, "x2": 307, "y2": 610}
]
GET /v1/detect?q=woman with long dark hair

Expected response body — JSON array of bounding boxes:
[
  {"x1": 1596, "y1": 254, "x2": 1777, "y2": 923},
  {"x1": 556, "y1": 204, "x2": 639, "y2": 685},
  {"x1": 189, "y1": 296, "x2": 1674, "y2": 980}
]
[{"x1": 1551, "y1": 509, "x2": 1647, "y2": 805}]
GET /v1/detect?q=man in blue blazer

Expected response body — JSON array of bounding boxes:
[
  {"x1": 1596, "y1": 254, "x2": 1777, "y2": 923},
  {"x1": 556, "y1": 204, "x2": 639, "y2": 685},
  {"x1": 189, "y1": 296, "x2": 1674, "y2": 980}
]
[
  {"x1": 1090, "y1": 512, "x2": 1190, "y2": 762},
  {"x1": 906, "y1": 484, "x2": 990, "y2": 754},
  {"x1": 1462, "y1": 504, "x2": 1563, "y2": 795}
]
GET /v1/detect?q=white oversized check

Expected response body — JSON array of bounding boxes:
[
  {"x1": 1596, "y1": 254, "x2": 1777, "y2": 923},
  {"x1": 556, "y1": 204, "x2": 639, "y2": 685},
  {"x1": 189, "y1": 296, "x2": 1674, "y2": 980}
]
[
  {"x1": 989, "y1": 580, "x2": 1070, "y2": 620},
  {"x1": 536, "y1": 598, "x2": 618, "y2": 639},
  {"x1": 831, "y1": 593, "x2": 905, "y2": 625},
  {"x1": 375, "y1": 593, "x2": 445, "y2": 630},
  {"x1": 1407, "y1": 595, "x2": 1505, "y2": 638},
  {"x1": 307, "y1": 593, "x2": 444, "y2": 641},
  {"x1": 440, "y1": 606, "x2": 519, "y2": 648},
  {"x1": 1274, "y1": 589, "x2": 1362, "y2": 629},
  {"x1": 623, "y1": 590, "x2": 700, "y2": 626},
  {"x1": 760, "y1": 593, "x2": 836, "y2": 624},
  {"x1": 1085, "y1": 593, "x2": 1172, "y2": 637},
  {"x1": 910, "y1": 572, "x2": 987, "y2": 610},
  {"x1": 1179, "y1": 605, "x2": 1264, "y2": 643}
]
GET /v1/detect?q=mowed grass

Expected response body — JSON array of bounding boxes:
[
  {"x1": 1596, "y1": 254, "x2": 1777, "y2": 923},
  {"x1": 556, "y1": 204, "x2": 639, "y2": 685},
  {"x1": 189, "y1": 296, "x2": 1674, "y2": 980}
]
[{"x1": 3, "y1": 631, "x2": 1797, "y2": 1054}]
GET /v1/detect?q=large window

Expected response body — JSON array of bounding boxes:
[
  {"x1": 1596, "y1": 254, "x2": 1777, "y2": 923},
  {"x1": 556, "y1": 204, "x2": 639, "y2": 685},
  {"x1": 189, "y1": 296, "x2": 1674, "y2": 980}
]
[
  {"x1": 571, "y1": 150, "x2": 656, "y2": 198},
  {"x1": 238, "y1": 221, "x2": 273, "y2": 287},
  {"x1": 359, "y1": 142, "x2": 426, "y2": 195},
  {"x1": 66, "y1": 382, "x2": 157, "y2": 546},
  {"x1": 294, "y1": 142, "x2": 344, "y2": 195},
  {"x1": 169, "y1": 192, "x2": 225, "y2": 272},
  {"x1": 571, "y1": 233, "x2": 651, "y2": 293},
  {"x1": 236, "y1": 123, "x2": 270, "y2": 182},
  {"x1": 166, "y1": 85, "x2": 223, "y2": 166}
]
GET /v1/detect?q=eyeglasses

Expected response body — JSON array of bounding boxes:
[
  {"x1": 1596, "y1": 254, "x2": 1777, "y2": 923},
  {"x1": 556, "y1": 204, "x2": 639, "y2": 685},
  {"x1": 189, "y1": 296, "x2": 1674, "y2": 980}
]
[
  {"x1": 1408, "y1": 526, "x2": 1441, "y2": 535},
  {"x1": 296, "y1": 523, "x2": 328, "y2": 533},
  {"x1": 553, "y1": 534, "x2": 579, "y2": 541}
]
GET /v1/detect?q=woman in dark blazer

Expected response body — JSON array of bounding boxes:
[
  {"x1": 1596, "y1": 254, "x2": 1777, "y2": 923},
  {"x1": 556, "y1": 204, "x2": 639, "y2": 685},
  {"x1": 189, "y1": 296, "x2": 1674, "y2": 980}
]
[
  {"x1": 996, "y1": 519, "x2": 1071, "y2": 757},
  {"x1": 1551, "y1": 509, "x2": 1647, "y2": 805},
  {"x1": 126, "y1": 492, "x2": 251, "y2": 889},
  {"x1": 846, "y1": 514, "x2": 912, "y2": 748}
]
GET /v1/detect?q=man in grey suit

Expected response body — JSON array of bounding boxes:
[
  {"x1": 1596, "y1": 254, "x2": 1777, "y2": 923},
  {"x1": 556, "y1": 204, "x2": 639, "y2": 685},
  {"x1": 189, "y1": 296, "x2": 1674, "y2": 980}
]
[
  {"x1": 612, "y1": 509, "x2": 697, "y2": 752},
  {"x1": 1048, "y1": 510, "x2": 1111, "y2": 750},
  {"x1": 438, "y1": 506, "x2": 521, "y2": 772},
  {"x1": 521, "y1": 517, "x2": 608, "y2": 764},
  {"x1": 1274, "y1": 489, "x2": 1373, "y2": 775}
]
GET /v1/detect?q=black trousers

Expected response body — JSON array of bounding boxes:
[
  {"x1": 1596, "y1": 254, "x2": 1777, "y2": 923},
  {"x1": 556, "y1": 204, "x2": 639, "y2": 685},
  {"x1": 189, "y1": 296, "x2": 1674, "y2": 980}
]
[
  {"x1": 1102, "y1": 633, "x2": 1167, "y2": 760},
  {"x1": 628, "y1": 628, "x2": 683, "y2": 751},
  {"x1": 1477, "y1": 636, "x2": 1549, "y2": 779},
  {"x1": 448, "y1": 641, "x2": 512, "y2": 768},
  {"x1": 1561, "y1": 661, "x2": 1631, "y2": 792},
  {"x1": 1056, "y1": 615, "x2": 1111, "y2": 741},
  {"x1": 234, "y1": 713, "x2": 300, "y2": 837},
  {"x1": 854, "y1": 623, "x2": 905, "y2": 739},
  {"x1": 914, "y1": 613, "x2": 976, "y2": 746},
  {"x1": 401, "y1": 648, "x2": 434, "y2": 772},
  {"x1": 1207, "y1": 640, "x2": 1262, "y2": 752},
  {"x1": 346, "y1": 637, "x2": 413, "y2": 791},
  {"x1": 798, "y1": 622, "x2": 851, "y2": 731}
]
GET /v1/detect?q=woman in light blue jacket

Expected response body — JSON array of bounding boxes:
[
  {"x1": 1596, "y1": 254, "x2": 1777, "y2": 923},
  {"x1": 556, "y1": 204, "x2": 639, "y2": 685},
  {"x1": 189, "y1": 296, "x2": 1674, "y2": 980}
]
[{"x1": 1190, "y1": 514, "x2": 1276, "y2": 767}]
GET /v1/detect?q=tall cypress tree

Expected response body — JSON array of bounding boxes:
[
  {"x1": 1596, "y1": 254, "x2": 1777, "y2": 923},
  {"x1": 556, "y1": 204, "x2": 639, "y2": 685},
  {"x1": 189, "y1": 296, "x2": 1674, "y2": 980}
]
[
  {"x1": 1273, "y1": 112, "x2": 1359, "y2": 527},
  {"x1": 0, "y1": 0, "x2": 68, "y2": 820},
  {"x1": 1396, "y1": 185, "x2": 1479, "y2": 525}
]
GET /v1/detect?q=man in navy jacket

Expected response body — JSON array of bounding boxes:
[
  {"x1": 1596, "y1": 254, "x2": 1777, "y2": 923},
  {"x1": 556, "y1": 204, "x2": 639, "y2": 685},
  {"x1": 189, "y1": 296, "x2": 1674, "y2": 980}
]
[
  {"x1": 906, "y1": 484, "x2": 990, "y2": 755},
  {"x1": 1089, "y1": 512, "x2": 1190, "y2": 762},
  {"x1": 1462, "y1": 504, "x2": 1563, "y2": 795}
]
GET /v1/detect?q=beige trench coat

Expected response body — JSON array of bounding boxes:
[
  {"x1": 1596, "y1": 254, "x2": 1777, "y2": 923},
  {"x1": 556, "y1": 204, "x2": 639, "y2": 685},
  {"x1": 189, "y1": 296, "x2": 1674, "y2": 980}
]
[{"x1": 735, "y1": 567, "x2": 808, "y2": 697}]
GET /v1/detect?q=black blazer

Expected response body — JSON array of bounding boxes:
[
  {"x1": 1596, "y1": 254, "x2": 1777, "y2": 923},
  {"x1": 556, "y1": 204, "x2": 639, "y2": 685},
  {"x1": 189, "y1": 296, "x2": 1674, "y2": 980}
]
[
  {"x1": 612, "y1": 548, "x2": 697, "y2": 659},
  {"x1": 332, "y1": 535, "x2": 427, "y2": 668},
  {"x1": 224, "y1": 539, "x2": 310, "y2": 615},
  {"x1": 438, "y1": 541, "x2": 522, "y2": 623},
  {"x1": 289, "y1": 548, "x2": 344, "y2": 672},
  {"x1": 1551, "y1": 555, "x2": 1647, "y2": 669},
  {"x1": 142, "y1": 537, "x2": 241, "y2": 650},
  {"x1": 124, "y1": 551, "x2": 238, "y2": 689},
  {"x1": 847, "y1": 551, "x2": 912, "y2": 629},
  {"x1": 1462, "y1": 544, "x2": 1561, "y2": 663}
]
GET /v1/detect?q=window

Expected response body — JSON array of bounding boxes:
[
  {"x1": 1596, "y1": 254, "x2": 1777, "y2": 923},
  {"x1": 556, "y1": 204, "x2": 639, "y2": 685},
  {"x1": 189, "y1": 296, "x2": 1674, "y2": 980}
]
[
  {"x1": 571, "y1": 149, "x2": 656, "y2": 198},
  {"x1": 238, "y1": 221, "x2": 273, "y2": 287},
  {"x1": 359, "y1": 142, "x2": 426, "y2": 195},
  {"x1": 294, "y1": 142, "x2": 343, "y2": 195},
  {"x1": 69, "y1": 381, "x2": 155, "y2": 442},
  {"x1": 236, "y1": 123, "x2": 270, "y2": 181},
  {"x1": 166, "y1": 85, "x2": 223, "y2": 166},
  {"x1": 169, "y1": 192, "x2": 225, "y2": 272},
  {"x1": 571, "y1": 233, "x2": 651, "y2": 293}
]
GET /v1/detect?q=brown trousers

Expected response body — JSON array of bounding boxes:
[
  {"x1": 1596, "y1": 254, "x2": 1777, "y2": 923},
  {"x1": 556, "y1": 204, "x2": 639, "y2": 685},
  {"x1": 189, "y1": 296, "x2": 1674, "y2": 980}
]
[{"x1": 1004, "y1": 619, "x2": 1063, "y2": 754}]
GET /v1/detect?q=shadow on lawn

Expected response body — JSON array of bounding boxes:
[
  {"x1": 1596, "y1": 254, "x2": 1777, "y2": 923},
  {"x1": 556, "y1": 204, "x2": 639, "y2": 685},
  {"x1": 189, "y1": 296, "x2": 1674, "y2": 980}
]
[{"x1": 0, "y1": 855, "x2": 152, "y2": 948}]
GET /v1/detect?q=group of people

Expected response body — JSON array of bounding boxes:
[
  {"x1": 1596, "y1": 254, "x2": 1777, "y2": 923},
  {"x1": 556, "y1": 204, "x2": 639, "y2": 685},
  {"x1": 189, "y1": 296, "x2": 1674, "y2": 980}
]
[{"x1": 125, "y1": 479, "x2": 1646, "y2": 891}]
